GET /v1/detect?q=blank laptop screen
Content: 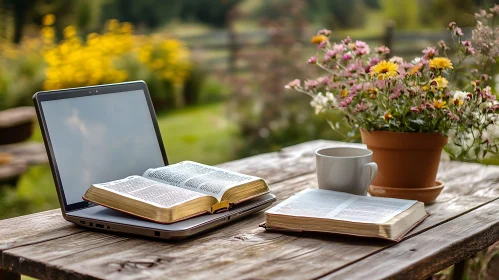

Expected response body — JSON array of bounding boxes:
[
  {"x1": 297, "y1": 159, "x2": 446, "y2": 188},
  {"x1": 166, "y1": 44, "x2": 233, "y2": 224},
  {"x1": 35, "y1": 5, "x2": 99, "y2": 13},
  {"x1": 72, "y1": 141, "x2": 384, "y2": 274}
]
[{"x1": 41, "y1": 89, "x2": 165, "y2": 206}]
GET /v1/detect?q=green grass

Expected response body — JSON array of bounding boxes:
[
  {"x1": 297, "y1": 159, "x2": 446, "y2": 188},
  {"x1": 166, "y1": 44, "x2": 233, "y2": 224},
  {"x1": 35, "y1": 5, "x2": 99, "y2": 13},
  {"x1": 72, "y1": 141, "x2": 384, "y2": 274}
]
[
  {"x1": 0, "y1": 102, "x2": 238, "y2": 220},
  {"x1": 157, "y1": 103, "x2": 239, "y2": 165}
]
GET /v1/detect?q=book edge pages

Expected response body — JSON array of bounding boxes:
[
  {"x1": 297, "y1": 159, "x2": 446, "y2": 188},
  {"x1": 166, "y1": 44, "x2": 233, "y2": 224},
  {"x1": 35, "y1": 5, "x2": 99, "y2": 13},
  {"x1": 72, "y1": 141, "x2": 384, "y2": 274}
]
[
  {"x1": 261, "y1": 212, "x2": 431, "y2": 242},
  {"x1": 392, "y1": 212, "x2": 430, "y2": 242},
  {"x1": 82, "y1": 195, "x2": 210, "y2": 224}
]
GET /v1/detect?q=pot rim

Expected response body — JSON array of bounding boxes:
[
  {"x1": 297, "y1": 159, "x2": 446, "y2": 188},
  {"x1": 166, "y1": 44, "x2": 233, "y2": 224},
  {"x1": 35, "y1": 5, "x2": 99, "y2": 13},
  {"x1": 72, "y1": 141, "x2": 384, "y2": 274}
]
[
  {"x1": 370, "y1": 180, "x2": 445, "y2": 191},
  {"x1": 360, "y1": 128, "x2": 447, "y2": 137}
]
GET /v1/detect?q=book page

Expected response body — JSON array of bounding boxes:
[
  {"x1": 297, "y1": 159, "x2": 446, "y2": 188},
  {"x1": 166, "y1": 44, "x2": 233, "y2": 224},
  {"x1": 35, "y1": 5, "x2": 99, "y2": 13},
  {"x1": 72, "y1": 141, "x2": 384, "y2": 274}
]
[
  {"x1": 267, "y1": 189, "x2": 416, "y2": 224},
  {"x1": 92, "y1": 175, "x2": 207, "y2": 208},
  {"x1": 143, "y1": 161, "x2": 259, "y2": 201}
]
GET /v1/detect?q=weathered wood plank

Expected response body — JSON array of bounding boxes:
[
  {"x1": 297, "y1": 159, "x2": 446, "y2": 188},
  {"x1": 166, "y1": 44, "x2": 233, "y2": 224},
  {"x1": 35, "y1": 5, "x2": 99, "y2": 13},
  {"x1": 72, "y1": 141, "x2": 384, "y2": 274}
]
[
  {"x1": 217, "y1": 140, "x2": 364, "y2": 182},
  {"x1": 320, "y1": 199, "x2": 499, "y2": 280},
  {"x1": 3, "y1": 158, "x2": 499, "y2": 280},
  {"x1": 0, "y1": 209, "x2": 84, "y2": 252},
  {"x1": 0, "y1": 140, "x2": 354, "y2": 250}
]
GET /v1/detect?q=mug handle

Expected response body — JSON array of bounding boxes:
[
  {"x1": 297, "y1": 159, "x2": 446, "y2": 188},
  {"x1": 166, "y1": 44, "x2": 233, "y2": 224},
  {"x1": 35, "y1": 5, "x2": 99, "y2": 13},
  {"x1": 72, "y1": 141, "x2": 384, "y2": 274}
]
[{"x1": 363, "y1": 162, "x2": 378, "y2": 188}]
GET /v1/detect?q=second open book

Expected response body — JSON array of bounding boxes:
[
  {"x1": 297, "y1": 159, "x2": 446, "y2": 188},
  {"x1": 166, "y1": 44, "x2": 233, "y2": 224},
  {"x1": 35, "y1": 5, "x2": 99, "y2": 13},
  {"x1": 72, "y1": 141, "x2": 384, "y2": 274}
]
[
  {"x1": 83, "y1": 161, "x2": 270, "y2": 224},
  {"x1": 264, "y1": 189, "x2": 428, "y2": 241}
]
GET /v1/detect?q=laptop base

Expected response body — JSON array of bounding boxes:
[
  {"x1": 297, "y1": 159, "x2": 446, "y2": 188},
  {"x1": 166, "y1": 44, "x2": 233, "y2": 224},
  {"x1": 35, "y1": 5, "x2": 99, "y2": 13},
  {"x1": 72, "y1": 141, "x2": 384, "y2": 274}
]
[{"x1": 67, "y1": 193, "x2": 276, "y2": 240}]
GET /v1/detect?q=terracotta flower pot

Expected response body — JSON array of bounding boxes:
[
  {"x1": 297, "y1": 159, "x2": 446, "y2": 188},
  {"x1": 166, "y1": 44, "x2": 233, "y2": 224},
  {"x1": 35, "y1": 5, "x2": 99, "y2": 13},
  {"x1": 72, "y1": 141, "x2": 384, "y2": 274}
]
[{"x1": 360, "y1": 130, "x2": 448, "y2": 203}]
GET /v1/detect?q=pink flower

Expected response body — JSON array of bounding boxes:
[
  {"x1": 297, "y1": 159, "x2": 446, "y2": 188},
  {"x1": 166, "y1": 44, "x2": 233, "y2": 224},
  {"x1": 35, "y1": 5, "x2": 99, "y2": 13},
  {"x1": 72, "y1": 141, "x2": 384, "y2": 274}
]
[
  {"x1": 389, "y1": 85, "x2": 404, "y2": 99},
  {"x1": 389, "y1": 56, "x2": 404, "y2": 64},
  {"x1": 323, "y1": 54, "x2": 331, "y2": 62},
  {"x1": 339, "y1": 96, "x2": 353, "y2": 107},
  {"x1": 448, "y1": 22, "x2": 456, "y2": 30},
  {"x1": 355, "y1": 102, "x2": 369, "y2": 112},
  {"x1": 410, "y1": 106, "x2": 420, "y2": 113},
  {"x1": 375, "y1": 79, "x2": 386, "y2": 89},
  {"x1": 366, "y1": 57, "x2": 381, "y2": 73},
  {"x1": 284, "y1": 79, "x2": 300, "y2": 89},
  {"x1": 422, "y1": 47, "x2": 438, "y2": 59},
  {"x1": 466, "y1": 47, "x2": 475, "y2": 55},
  {"x1": 304, "y1": 80, "x2": 318, "y2": 90},
  {"x1": 455, "y1": 27, "x2": 463, "y2": 36},
  {"x1": 342, "y1": 52, "x2": 353, "y2": 61},
  {"x1": 462, "y1": 40, "x2": 472, "y2": 47},
  {"x1": 480, "y1": 86, "x2": 495, "y2": 100},
  {"x1": 490, "y1": 104, "x2": 499, "y2": 111},
  {"x1": 318, "y1": 29, "x2": 332, "y2": 36},
  {"x1": 354, "y1": 40, "x2": 370, "y2": 55},
  {"x1": 375, "y1": 45, "x2": 390, "y2": 55},
  {"x1": 400, "y1": 62, "x2": 414, "y2": 70},
  {"x1": 389, "y1": 91, "x2": 401, "y2": 99},
  {"x1": 438, "y1": 40, "x2": 447, "y2": 49},
  {"x1": 491, "y1": 5, "x2": 499, "y2": 15},
  {"x1": 350, "y1": 83, "x2": 364, "y2": 95},
  {"x1": 334, "y1": 43, "x2": 347, "y2": 52},
  {"x1": 308, "y1": 56, "x2": 318, "y2": 64},
  {"x1": 318, "y1": 40, "x2": 327, "y2": 50},
  {"x1": 447, "y1": 112, "x2": 460, "y2": 121},
  {"x1": 342, "y1": 36, "x2": 352, "y2": 44},
  {"x1": 317, "y1": 76, "x2": 330, "y2": 86}
]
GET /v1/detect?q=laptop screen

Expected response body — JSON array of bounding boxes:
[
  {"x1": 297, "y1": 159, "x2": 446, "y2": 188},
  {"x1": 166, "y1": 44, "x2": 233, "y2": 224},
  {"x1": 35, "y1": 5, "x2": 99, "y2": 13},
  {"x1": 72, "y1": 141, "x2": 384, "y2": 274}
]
[{"x1": 41, "y1": 89, "x2": 165, "y2": 208}]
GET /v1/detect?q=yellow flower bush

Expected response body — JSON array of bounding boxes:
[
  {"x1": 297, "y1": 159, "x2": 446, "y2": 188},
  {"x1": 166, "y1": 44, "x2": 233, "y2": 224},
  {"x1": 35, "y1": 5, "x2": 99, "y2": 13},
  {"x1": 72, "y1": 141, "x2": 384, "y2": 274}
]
[
  {"x1": 42, "y1": 16, "x2": 191, "y2": 92},
  {"x1": 137, "y1": 35, "x2": 190, "y2": 87}
]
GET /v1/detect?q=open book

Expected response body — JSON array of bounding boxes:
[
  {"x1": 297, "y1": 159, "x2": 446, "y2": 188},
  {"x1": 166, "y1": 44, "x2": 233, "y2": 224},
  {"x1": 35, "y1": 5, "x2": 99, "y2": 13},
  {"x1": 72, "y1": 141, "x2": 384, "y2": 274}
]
[
  {"x1": 263, "y1": 189, "x2": 428, "y2": 241},
  {"x1": 83, "y1": 161, "x2": 270, "y2": 224}
]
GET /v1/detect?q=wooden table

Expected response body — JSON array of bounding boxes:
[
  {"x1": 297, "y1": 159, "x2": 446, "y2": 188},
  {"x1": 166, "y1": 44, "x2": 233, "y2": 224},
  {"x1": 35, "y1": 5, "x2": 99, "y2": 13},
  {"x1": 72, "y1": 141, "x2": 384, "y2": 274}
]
[{"x1": 0, "y1": 140, "x2": 498, "y2": 280}]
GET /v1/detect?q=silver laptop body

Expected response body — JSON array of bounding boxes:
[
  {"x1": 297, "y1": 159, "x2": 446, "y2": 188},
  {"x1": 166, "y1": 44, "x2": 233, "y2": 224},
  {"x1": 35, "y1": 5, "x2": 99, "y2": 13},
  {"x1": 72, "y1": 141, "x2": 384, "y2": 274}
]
[{"x1": 33, "y1": 81, "x2": 276, "y2": 240}]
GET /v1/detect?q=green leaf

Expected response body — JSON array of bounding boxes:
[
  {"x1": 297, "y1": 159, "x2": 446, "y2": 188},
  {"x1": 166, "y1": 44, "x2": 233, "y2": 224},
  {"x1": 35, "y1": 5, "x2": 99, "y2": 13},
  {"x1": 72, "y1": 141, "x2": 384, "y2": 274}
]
[{"x1": 410, "y1": 119, "x2": 425, "y2": 125}]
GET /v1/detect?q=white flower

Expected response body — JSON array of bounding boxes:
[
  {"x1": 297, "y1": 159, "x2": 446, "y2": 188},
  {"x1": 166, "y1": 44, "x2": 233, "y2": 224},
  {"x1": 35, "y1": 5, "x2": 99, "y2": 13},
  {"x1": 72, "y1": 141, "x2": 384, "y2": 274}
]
[
  {"x1": 411, "y1": 57, "x2": 421, "y2": 64},
  {"x1": 325, "y1": 92, "x2": 338, "y2": 106},
  {"x1": 486, "y1": 100, "x2": 499, "y2": 108},
  {"x1": 310, "y1": 93, "x2": 330, "y2": 114},
  {"x1": 389, "y1": 56, "x2": 404, "y2": 64},
  {"x1": 453, "y1": 90, "x2": 468, "y2": 101}
]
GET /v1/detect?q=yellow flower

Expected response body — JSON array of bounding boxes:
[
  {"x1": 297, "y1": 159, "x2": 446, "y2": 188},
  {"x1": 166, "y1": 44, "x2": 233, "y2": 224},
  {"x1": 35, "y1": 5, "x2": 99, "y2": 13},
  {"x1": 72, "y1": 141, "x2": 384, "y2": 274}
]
[
  {"x1": 341, "y1": 89, "x2": 348, "y2": 97},
  {"x1": 408, "y1": 64, "x2": 422, "y2": 75},
  {"x1": 366, "y1": 88, "x2": 378, "y2": 99},
  {"x1": 370, "y1": 60, "x2": 398, "y2": 80},
  {"x1": 429, "y1": 57, "x2": 453, "y2": 70},
  {"x1": 383, "y1": 112, "x2": 393, "y2": 122},
  {"x1": 433, "y1": 99, "x2": 447, "y2": 109},
  {"x1": 42, "y1": 14, "x2": 55, "y2": 26},
  {"x1": 311, "y1": 35, "x2": 328, "y2": 44},
  {"x1": 431, "y1": 76, "x2": 449, "y2": 89},
  {"x1": 452, "y1": 99, "x2": 464, "y2": 106}
]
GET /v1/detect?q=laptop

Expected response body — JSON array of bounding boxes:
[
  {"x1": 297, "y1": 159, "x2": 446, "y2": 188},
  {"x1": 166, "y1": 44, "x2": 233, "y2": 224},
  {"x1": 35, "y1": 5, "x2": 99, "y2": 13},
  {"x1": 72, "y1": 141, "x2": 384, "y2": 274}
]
[{"x1": 33, "y1": 81, "x2": 276, "y2": 239}]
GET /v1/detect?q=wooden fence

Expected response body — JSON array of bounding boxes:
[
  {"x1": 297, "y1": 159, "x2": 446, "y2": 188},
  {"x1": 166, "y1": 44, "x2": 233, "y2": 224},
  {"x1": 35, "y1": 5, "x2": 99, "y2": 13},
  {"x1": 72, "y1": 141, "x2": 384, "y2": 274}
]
[{"x1": 178, "y1": 23, "x2": 471, "y2": 73}]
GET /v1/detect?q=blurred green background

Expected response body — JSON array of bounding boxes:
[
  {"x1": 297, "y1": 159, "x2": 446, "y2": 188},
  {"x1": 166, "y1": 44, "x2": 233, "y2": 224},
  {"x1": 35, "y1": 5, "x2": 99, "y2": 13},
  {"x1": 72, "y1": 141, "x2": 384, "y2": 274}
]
[{"x1": 0, "y1": 1, "x2": 498, "y2": 279}]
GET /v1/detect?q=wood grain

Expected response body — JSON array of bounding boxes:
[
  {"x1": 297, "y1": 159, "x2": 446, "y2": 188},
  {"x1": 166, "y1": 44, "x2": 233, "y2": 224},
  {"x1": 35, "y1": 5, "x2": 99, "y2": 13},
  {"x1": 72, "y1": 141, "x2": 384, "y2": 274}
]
[
  {"x1": 3, "y1": 159, "x2": 499, "y2": 280},
  {"x1": 0, "y1": 209, "x2": 83, "y2": 252},
  {"x1": 320, "y1": 199, "x2": 499, "y2": 280},
  {"x1": 1, "y1": 140, "x2": 498, "y2": 280}
]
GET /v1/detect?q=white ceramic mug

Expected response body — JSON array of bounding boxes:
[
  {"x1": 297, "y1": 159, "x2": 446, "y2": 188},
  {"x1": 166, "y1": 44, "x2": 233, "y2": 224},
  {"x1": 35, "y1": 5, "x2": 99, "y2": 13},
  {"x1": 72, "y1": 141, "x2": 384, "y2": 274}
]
[{"x1": 315, "y1": 147, "x2": 378, "y2": 195}]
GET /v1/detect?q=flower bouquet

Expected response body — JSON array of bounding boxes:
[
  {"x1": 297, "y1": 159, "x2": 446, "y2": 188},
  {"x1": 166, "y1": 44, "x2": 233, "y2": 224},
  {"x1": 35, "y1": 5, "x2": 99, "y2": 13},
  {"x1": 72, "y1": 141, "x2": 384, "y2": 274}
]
[{"x1": 286, "y1": 6, "x2": 499, "y2": 203}]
